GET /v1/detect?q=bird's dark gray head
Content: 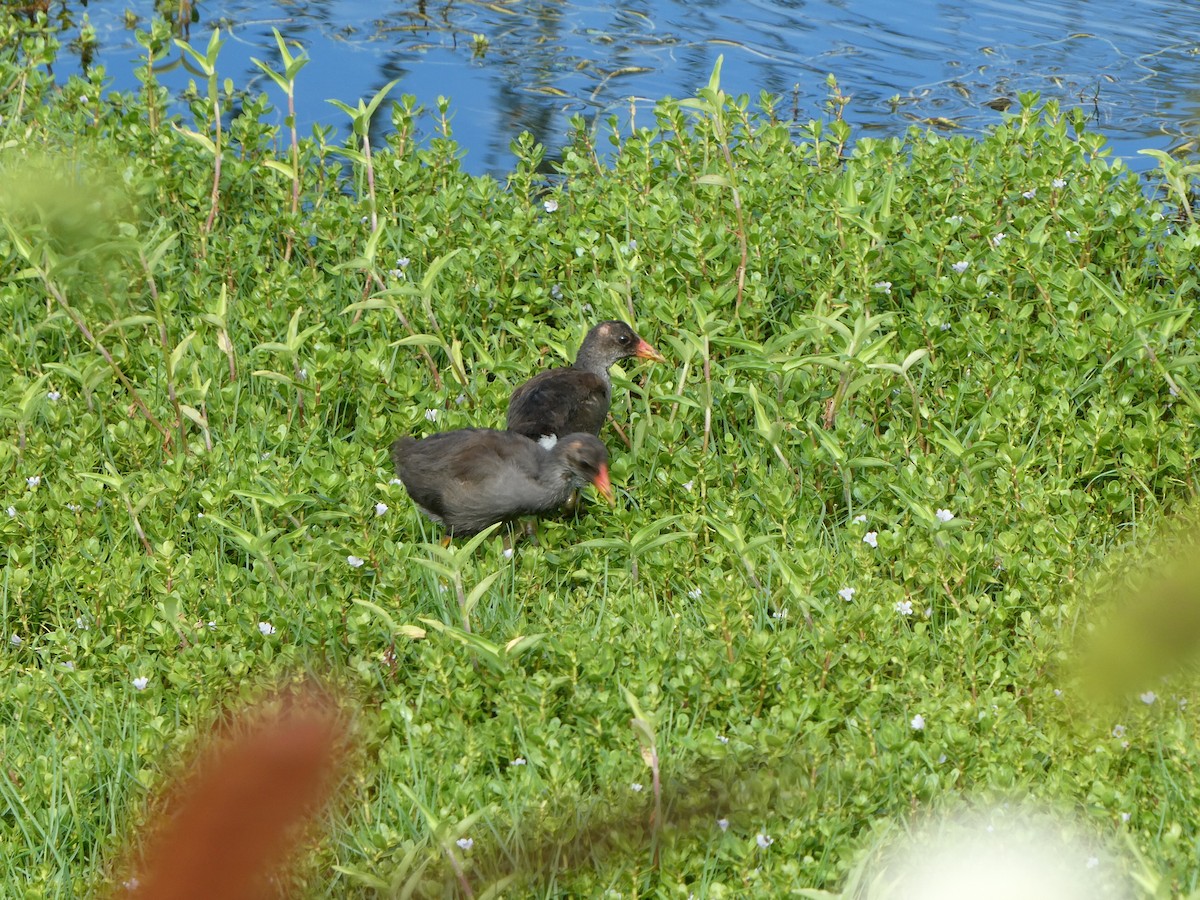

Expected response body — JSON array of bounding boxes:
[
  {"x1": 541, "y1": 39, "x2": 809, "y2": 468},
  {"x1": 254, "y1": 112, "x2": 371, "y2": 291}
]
[
  {"x1": 554, "y1": 433, "x2": 613, "y2": 502},
  {"x1": 575, "y1": 321, "x2": 665, "y2": 372}
]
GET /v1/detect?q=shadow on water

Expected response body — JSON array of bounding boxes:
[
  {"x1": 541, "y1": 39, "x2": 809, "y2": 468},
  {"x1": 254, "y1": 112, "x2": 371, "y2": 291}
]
[{"x1": 19, "y1": 0, "x2": 1200, "y2": 176}]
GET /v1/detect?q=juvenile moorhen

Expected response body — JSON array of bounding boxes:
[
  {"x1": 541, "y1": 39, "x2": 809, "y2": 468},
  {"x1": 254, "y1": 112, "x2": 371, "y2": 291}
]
[
  {"x1": 506, "y1": 320, "x2": 664, "y2": 446},
  {"x1": 390, "y1": 428, "x2": 614, "y2": 536}
]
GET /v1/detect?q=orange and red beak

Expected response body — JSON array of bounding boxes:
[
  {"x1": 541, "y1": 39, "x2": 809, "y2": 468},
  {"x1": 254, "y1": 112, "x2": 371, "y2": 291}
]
[
  {"x1": 592, "y1": 463, "x2": 614, "y2": 505},
  {"x1": 635, "y1": 339, "x2": 666, "y2": 363}
]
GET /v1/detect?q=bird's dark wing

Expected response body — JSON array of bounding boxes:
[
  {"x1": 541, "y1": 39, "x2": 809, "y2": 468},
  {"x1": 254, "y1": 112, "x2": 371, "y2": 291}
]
[
  {"x1": 436, "y1": 431, "x2": 554, "y2": 531},
  {"x1": 391, "y1": 429, "x2": 498, "y2": 521},
  {"x1": 442, "y1": 430, "x2": 542, "y2": 482},
  {"x1": 506, "y1": 369, "x2": 609, "y2": 439}
]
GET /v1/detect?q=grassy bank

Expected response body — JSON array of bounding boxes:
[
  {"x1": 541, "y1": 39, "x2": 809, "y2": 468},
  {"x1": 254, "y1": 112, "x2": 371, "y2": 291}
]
[{"x1": 2, "y1": 16, "x2": 1199, "y2": 898}]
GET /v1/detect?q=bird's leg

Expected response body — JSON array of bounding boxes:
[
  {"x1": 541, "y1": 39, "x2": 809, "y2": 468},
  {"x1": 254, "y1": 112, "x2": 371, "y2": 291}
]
[{"x1": 520, "y1": 513, "x2": 540, "y2": 549}]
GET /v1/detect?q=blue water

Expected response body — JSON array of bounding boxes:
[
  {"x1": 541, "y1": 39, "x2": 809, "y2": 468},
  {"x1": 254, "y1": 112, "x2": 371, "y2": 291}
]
[{"x1": 53, "y1": 0, "x2": 1200, "y2": 176}]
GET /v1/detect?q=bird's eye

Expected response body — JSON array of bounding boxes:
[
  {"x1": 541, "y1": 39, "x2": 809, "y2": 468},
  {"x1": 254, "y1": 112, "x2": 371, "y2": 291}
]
[{"x1": 618, "y1": 334, "x2": 630, "y2": 343}]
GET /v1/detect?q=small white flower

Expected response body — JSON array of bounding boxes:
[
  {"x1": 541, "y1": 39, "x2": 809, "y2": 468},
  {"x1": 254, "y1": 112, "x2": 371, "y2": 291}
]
[
  {"x1": 991, "y1": 232, "x2": 1006, "y2": 247},
  {"x1": 895, "y1": 600, "x2": 913, "y2": 616},
  {"x1": 76, "y1": 617, "x2": 88, "y2": 630},
  {"x1": 1120, "y1": 812, "x2": 1131, "y2": 823},
  {"x1": 26, "y1": 475, "x2": 41, "y2": 488},
  {"x1": 5, "y1": 506, "x2": 15, "y2": 518},
  {"x1": 756, "y1": 833, "x2": 773, "y2": 849},
  {"x1": 935, "y1": 508, "x2": 955, "y2": 522},
  {"x1": 297, "y1": 367, "x2": 308, "y2": 381},
  {"x1": 717, "y1": 733, "x2": 729, "y2": 744},
  {"x1": 455, "y1": 393, "x2": 467, "y2": 405},
  {"x1": 1021, "y1": 188, "x2": 1037, "y2": 199},
  {"x1": 1086, "y1": 857, "x2": 1099, "y2": 870},
  {"x1": 687, "y1": 588, "x2": 702, "y2": 600},
  {"x1": 456, "y1": 837, "x2": 473, "y2": 851},
  {"x1": 132, "y1": 676, "x2": 149, "y2": 691},
  {"x1": 1140, "y1": 691, "x2": 1157, "y2": 705},
  {"x1": 1066, "y1": 230, "x2": 1080, "y2": 243},
  {"x1": 207, "y1": 621, "x2": 216, "y2": 630},
  {"x1": 511, "y1": 757, "x2": 526, "y2": 767},
  {"x1": 717, "y1": 817, "x2": 730, "y2": 831},
  {"x1": 947, "y1": 215, "x2": 963, "y2": 226},
  {"x1": 1112, "y1": 724, "x2": 1126, "y2": 738},
  {"x1": 631, "y1": 782, "x2": 643, "y2": 792},
  {"x1": 347, "y1": 555, "x2": 365, "y2": 568},
  {"x1": 852, "y1": 514, "x2": 867, "y2": 524},
  {"x1": 952, "y1": 260, "x2": 969, "y2": 274},
  {"x1": 258, "y1": 621, "x2": 276, "y2": 636},
  {"x1": 389, "y1": 267, "x2": 406, "y2": 280},
  {"x1": 628, "y1": 239, "x2": 638, "y2": 250},
  {"x1": 374, "y1": 502, "x2": 388, "y2": 516},
  {"x1": 838, "y1": 587, "x2": 856, "y2": 602},
  {"x1": 863, "y1": 531, "x2": 878, "y2": 548},
  {"x1": 937, "y1": 753, "x2": 947, "y2": 763},
  {"x1": 682, "y1": 480, "x2": 694, "y2": 492},
  {"x1": 66, "y1": 503, "x2": 81, "y2": 512},
  {"x1": 771, "y1": 608, "x2": 788, "y2": 620},
  {"x1": 424, "y1": 408, "x2": 439, "y2": 423},
  {"x1": 1052, "y1": 177, "x2": 1066, "y2": 189},
  {"x1": 396, "y1": 257, "x2": 410, "y2": 269},
  {"x1": 10, "y1": 634, "x2": 22, "y2": 646},
  {"x1": 1053, "y1": 688, "x2": 1063, "y2": 697},
  {"x1": 503, "y1": 547, "x2": 514, "y2": 559},
  {"x1": 62, "y1": 660, "x2": 74, "y2": 671},
  {"x1": 361, "y1": 216, "x2": 369, "y2": 224},
  {"x1": 47, "y1": 390, "x2": 61, "y2": 401},
  {"x1": 543, "y1": 198, "x2": 558, "y2": 213},
  {"x1": 940, "y1": 322, "x2": 951, "y2": 331},
  {"x1": 550, "y1": 283, "x2": 563, "y2": 300},
  {"x1": 911, "y1": 713, "x2": 926, "y2": 731},
  {"x1": 873, "y1": 280, "x2": 892, "y2": 294},
  {"x1": 389, "y1": 477, "x2": 403, "y2": 486}
]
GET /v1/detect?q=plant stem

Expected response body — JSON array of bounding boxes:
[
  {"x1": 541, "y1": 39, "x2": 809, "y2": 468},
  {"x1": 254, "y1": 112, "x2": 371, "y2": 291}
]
[
  {"x1": 42, "y1": 274, "x2": 169, "y2": 442},
  {"x1": 141, "y1": 253, "x2": 187, "y2": 456}
]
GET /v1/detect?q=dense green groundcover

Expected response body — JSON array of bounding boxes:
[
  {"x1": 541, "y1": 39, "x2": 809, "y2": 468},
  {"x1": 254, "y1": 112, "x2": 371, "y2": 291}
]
[{"x1": 2, "y1": 14, "x2": 1200, "y2": 899}]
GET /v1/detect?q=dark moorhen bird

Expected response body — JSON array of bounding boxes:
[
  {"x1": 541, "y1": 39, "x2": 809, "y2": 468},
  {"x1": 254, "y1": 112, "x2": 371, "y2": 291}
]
[
  {"x1": 390, "y1": 428, "x2": 614, "y2": 536},
  {"x1": 506, "y1": 320, "x2": 664, "y2": 447}
]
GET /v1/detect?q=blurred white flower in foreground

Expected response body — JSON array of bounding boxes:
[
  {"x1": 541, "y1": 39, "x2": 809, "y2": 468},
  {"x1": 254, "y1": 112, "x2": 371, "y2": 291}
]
[{"x1": 864, "y1": 805, "x2": 1127, "y2": 899}]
